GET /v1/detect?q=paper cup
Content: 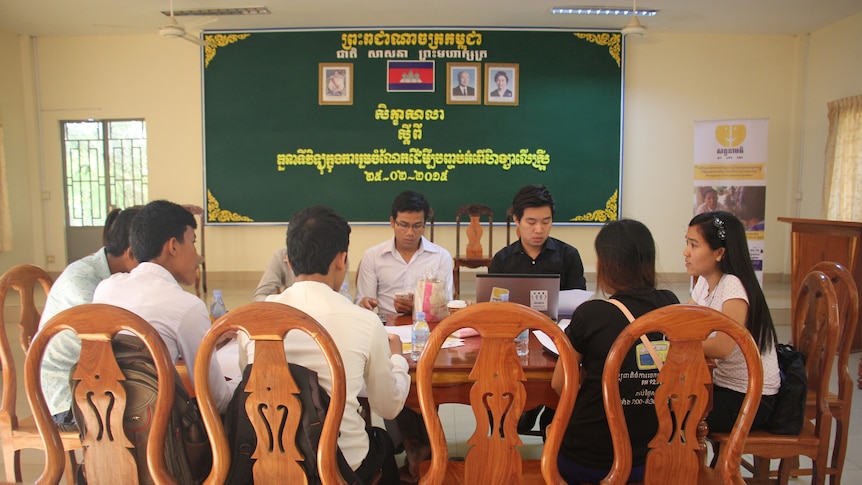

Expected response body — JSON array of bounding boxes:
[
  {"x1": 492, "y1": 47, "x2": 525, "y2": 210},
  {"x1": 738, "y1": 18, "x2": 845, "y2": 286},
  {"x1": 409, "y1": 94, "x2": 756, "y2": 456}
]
[{"x1": 447, "y1": 300, "x2": 467, "y2": 314}]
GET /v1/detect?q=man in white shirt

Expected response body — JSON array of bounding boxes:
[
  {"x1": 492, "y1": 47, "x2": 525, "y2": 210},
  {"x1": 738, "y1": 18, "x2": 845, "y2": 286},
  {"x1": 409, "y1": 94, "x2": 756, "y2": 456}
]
[
  {"x1": 355, "y1": 191, "x2": 452, "y2": 482},
  {"x1": 356, "y1": 190, "x2": 453, "y2": 315},
  {"x1": 239, "y1": 205, "x2": 408, "y2": 483},
  {"x1": 38, "y1": 207, "x2": 140, "y2": 428},
  {"x1": 93, "y1": 200, "x2": 235, "y2": 413}
]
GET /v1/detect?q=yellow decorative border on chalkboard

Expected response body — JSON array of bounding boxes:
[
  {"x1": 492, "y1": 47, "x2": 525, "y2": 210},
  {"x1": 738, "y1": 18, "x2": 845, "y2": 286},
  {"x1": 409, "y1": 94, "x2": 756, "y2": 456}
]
[
  {"x1": 573, "y1": 32, "x2": 621, "y2": 68},
  {"x1": 204, "y1": 33, "x2": 252, "y2": 68},
  {"x1": 207, "y1": 189, "x2": 254, "y2": 222},
  {"x1": 570, "y1": 190, "x2": 618, "y2": 222}
]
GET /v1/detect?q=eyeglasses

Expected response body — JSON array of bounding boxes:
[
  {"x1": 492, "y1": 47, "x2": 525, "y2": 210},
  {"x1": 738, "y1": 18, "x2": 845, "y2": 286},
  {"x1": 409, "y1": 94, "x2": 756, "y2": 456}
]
[
  {"x1": 713, "y1": 216, "x2": 726, "y2": 241},
  {"x1": 394, "y1": 220, "x2": 425, "y2": 232}
]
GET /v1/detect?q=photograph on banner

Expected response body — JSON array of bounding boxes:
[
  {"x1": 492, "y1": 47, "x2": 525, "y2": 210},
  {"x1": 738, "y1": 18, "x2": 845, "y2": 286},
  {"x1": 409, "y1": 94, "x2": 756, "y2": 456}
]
[
  {"x1": 447, "y1": 63, "x2": 481, "y2": 105},
  {"x1": 319, "y1": 63, "x2": 353, "y2": 105},
  {"x1": 693, "y1": 185, "x2": 766, "y2": 231}
]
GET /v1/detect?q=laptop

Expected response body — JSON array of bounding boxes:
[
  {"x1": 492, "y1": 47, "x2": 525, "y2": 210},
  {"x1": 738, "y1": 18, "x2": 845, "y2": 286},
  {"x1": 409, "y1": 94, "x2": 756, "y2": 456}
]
[{"x1": 475, "y1": 273, "x2": 561, "y2": 321}]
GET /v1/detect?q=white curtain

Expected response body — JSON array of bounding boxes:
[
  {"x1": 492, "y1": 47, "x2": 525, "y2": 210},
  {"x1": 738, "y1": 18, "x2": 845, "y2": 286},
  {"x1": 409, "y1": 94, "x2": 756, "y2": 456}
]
[
  {"x1": 0, "y1": 124, "x2": 12, "y2": 251},
  {"x1": 823, "y1": 95, "x2": 862, "y2": 221}
]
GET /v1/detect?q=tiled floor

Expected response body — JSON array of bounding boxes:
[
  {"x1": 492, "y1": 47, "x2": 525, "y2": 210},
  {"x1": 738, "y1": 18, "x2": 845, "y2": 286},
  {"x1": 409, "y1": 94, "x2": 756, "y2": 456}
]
[{"x1": 3, "y1": 272, "x2": 860, "y2": 483}]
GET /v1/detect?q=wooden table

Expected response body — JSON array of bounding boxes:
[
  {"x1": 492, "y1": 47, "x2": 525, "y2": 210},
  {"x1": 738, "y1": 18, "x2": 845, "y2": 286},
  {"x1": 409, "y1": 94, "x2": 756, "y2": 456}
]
[
  {"x1": 777, "y1": 217, "x2": 862, "y2": 388},
  {"x1": 385, "y1": 313, "x2": 559, "y2": 411},
  {"x1": 387, "y1": 313, "x2": 712, "y2": 464}
]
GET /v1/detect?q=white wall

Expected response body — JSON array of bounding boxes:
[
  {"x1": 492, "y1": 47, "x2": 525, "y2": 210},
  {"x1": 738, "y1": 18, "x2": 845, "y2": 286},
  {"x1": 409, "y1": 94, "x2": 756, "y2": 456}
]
[
  {"x1": 798, "y1": 11, "x2": 862, "y2": 220},
  {"x1": 2, "y1": 15, "x2": 861, "y2": 278},
  {"x1": 0, "y1": 33, "x2": 42, "y2": 271}
]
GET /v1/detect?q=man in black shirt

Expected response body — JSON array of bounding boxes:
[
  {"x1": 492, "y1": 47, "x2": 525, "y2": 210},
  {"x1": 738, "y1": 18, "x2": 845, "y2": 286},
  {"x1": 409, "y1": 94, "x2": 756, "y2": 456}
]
[
  {"x1": 490, "y1": 184, "x2": 586, "y2": 290},
  {"x1": 490, "y1": 184, "x2": 587, "y2": 436}
]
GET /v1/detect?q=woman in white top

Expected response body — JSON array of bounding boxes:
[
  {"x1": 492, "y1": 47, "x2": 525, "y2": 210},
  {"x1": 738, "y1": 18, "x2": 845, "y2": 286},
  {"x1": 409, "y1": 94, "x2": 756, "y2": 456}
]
[{"x1": 684, "y1": 211, "x2": 781, "y2": 432}]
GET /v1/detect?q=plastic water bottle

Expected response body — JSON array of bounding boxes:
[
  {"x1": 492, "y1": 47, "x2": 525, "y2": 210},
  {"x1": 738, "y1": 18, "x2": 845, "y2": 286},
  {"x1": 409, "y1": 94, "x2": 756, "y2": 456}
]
[
  {"x1": 339, "y1": 282, "x2": 351, "y2": 300},
  {"x1": 515, "y1": 329, "x2": 530, "y2": 356},
  {"x1": 506, "y1": 294, "x2": 529, "y2": 356},
  {"x1": 411, "y1": 311, "x2": 430, "y2": 362},
  {"x1": 209, "y1": 289, "x2": 227, "y2": 322}
]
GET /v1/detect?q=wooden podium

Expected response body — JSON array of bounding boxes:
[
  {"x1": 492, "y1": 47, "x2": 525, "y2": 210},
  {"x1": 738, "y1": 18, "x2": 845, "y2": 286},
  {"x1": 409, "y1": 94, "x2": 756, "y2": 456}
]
[{"x1": 778, "y1": 217, "x2": 862, "y2": 386}]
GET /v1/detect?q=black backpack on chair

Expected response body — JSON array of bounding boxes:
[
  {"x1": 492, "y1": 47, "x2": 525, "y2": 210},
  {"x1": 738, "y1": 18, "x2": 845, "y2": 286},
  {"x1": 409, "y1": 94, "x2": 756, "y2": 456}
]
[
  {"x1": 223, "y1": 363, "x2": 361, "y2": 485},
  {"x1": 762, "y1": 343, "x2": 807, "y2": 435}
]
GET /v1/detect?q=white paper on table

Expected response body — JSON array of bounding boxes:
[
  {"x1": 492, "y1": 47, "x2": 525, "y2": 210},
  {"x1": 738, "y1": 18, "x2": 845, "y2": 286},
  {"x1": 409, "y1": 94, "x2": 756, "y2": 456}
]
[
  {"x1": 532, "y1": 318, "x2": 571, "y2": 357},
  {"x1": 558, "y1": 289, "x2": 595, "y2": 319},
  {"x1": 385, "y1": 325, "x2": 413, "y2": 343},
  {"x1": 385, "y1": 326, "x2": 465, "y2": 353},
  {"x1": 215, "y1": 339, "x2": 244, "y2": 382}
]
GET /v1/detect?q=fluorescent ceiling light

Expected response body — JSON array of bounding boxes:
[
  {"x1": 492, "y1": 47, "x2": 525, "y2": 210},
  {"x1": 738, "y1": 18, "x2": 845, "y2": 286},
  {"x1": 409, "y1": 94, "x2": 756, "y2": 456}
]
[
  {"x1": 551, "y1": 7, "x2": 657, "y2": 16},
  {"x1": 162, "y1": 6, "x2": 271, "y2": 17}
]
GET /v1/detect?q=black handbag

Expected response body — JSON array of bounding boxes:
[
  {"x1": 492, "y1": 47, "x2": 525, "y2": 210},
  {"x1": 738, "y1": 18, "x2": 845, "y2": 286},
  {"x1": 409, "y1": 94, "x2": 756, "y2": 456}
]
[{"x1": 762, "y1": 343, "x2": 807, "y2": 435}]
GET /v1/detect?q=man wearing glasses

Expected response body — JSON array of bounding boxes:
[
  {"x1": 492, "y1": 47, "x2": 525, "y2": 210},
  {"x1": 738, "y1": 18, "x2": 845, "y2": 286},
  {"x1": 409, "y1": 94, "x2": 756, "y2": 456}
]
[
  {"x1": 355, "y1": 190, "x2": 452, "y2": 482},
  {"x1": 356, "y1": 190, "x2": 453, "y2": 315}
]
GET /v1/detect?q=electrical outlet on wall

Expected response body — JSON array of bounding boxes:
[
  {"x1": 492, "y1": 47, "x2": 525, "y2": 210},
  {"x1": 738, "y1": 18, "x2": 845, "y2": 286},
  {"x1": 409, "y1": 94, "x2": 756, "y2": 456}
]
[{"x1": 46, "y1": 255, "x2": 55, "y2": 264}]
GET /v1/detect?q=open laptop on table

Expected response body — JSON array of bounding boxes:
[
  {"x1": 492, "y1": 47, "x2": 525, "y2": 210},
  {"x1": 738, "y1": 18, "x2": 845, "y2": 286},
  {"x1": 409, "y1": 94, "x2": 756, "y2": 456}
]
[{"x1": 475, "y1": 273, "x2": 561, "y2": 321}]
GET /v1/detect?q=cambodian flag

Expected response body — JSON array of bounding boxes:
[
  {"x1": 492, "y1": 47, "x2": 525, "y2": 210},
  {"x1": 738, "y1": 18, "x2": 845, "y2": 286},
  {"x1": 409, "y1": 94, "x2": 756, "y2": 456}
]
[{"x1": 387, "y1": 61, "x2": 435, "y2": 92}]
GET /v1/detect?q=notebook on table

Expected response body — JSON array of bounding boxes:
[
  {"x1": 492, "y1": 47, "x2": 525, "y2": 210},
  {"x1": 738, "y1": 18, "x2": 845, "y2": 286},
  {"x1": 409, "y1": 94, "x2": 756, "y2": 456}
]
[{"x1": 475, "y1": 273, "x2": 561, "y2": 321}]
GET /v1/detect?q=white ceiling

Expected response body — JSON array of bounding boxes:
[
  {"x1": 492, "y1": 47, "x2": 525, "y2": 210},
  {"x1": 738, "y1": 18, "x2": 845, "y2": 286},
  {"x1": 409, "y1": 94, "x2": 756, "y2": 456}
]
[{"x1": 1, "y1": 0, "x2": 861, "y2": 38}]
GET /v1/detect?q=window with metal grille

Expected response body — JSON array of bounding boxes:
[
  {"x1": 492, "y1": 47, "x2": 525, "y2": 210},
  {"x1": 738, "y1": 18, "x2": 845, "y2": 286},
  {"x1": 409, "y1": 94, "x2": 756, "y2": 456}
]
[{"x1": 61, "y1": 120, "x2": 148, "y2": 226}]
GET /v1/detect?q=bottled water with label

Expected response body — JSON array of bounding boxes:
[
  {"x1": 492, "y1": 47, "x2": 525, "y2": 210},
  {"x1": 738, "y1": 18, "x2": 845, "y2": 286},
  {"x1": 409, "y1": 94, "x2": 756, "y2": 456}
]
[
  {"x1": 339, "y1": 282, "x2": 351, "y2": 300},
  {"x1": 411, "y1": 311, "x2": 430, "y2": 362},
  {"x1": 209, "y1": 289, "x2": 227, "y2": 322},
  {"x1": 503, "y1": 293, "x2": 529, "y2": 356},
  {"x1": 515, "y1": 329, "x2": 530, "y2": 356}
]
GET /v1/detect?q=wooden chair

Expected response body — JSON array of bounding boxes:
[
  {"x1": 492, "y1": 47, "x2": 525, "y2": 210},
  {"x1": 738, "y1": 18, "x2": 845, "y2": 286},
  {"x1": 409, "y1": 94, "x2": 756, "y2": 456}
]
[
  {"x1": 601, "y1": 304, "x2": 763, "y2": 485},
  {"x1": 752, "y1": 261, "x2": 859, "y2": 482},
  {"x1": 193, "y1": 302, "x2": 349, "y2": 485},
  {"x1": 0, "y1": 264, "x2": 82, "y2": 484},
  {"x1": 416, "y1": 301, "x2": 578, "y2": 484},
  {"x1": 453, "y1": 204, "x2": 493, "y2": 299},
  {"x1": 709, "y1": 270, "x2": 840, "y2": 485},
  {"x1": 505, "y1": 206, "x2": 517, "y2": 246},
  {"x1": 427, "y1": 207, "x2": 435, "y2": 243},
  {"x1": 24, "y1": 303, "x2": 178, "y2": 485},
  {"x1": 183, "y1": 204, "x2": 207, "y2": 297}
]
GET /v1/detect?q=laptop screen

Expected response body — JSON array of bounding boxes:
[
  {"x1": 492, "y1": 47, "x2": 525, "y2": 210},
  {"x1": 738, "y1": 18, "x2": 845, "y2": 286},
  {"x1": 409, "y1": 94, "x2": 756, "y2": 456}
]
[{"x1": 475, "y1": 273, "x2": 561, "y2": 321}]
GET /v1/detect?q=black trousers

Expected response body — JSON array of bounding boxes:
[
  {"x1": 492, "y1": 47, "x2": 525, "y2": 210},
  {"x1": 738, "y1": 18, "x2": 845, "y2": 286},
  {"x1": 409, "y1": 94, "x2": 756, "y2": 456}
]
[
  {"x1": 707, "y1": 385, "x2": 776, "y2": 432},
  {"x1": 355, "y1": 426, "x2": 400, "y2": 485}
]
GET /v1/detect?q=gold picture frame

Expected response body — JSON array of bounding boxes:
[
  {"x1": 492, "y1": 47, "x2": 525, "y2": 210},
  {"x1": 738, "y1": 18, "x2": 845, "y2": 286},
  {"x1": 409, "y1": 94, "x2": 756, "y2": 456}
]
[
  {"x1": 319, "y1": 63, "x2": 353, "y2": 105},
  {"x1": 485, "y1": 63, "x2": 519, "y2": 106},
  {"x1": 446, "y1": 63, "x2": 481, "y2": 105}
]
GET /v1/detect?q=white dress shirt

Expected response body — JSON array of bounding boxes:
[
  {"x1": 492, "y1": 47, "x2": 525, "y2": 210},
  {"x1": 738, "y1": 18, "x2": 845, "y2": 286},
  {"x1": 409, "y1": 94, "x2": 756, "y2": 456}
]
[
  {"x1": 93, "y1": 262, "x2": 236, "y2": 413},
  {"x1": 238, "y1": 280, "x2": 410, "y2": 469},
  {"x1": 355, "y1": 236, "x2": 453, "y2": 314}
]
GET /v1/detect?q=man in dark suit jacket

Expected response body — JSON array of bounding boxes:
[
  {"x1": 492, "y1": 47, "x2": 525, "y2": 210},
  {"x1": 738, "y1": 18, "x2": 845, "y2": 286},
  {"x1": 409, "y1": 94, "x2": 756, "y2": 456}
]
[{"x1": 451, "y1": 70, "x2": 475, "y2": 96}]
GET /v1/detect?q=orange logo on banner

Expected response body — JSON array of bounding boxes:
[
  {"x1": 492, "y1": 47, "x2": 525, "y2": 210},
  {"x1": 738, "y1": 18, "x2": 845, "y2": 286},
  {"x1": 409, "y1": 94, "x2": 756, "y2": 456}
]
[{"x1": 715, "y1": 125, "x2": 747, "y2": 148}]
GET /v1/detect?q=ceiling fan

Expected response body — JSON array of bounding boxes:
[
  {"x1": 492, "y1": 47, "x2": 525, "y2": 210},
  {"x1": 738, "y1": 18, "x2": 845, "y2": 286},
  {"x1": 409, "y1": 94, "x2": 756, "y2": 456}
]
[
  {"x1": 621, "y1": 0, "x2": 648, "y2": 37},
  {"x1": 158, "y1": 0, "x2": 216, "y2": 46}
]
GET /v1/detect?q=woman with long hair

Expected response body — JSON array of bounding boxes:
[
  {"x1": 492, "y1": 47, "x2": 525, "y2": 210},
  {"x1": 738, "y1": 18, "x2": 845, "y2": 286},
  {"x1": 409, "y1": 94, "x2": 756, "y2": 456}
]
[
  {"x1": 551, "y1": 219, "x2": 679, "y2": 483},
  {"x1": 684, "y1": 211, "x2": 780, "y2": 431}
]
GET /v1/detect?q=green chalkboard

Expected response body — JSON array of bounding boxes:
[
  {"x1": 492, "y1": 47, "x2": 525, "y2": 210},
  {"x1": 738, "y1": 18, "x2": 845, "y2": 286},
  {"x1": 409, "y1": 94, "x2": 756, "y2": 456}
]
[{"x1": 202, "y1": 29, "x2": 623, "y2": 224}]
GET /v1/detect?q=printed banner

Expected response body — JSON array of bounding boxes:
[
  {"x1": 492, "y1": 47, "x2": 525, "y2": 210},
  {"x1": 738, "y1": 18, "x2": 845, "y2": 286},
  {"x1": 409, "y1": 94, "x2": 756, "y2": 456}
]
[{"x1": 694, "y1": 118, "x2": 768, "y2": 284}]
